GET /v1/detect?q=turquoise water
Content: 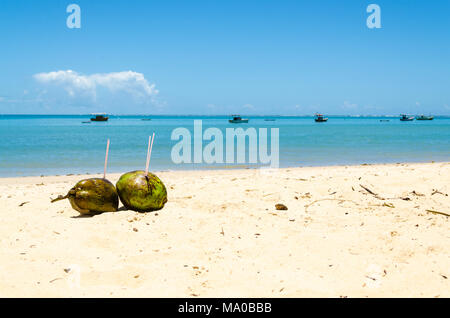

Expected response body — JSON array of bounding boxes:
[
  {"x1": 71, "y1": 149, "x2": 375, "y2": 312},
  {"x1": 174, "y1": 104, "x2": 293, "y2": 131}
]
[{"x1": 0, "y1": 115, "x2": 449, "y2": 177}]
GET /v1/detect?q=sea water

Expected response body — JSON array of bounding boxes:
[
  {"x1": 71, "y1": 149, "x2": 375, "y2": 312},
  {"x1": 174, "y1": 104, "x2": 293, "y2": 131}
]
[{"x1": 0, "y1": 115, "x2": 449, "y2": 177}]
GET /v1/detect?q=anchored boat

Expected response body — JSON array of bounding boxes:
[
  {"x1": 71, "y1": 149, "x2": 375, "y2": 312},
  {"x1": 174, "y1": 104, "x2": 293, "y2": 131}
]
[
  {"x1": 90, "y1": 113, "x2": 109, "y2": 122},
  {"x1": 229, "y1": 115, "x2": 249, "y2": 123},
  {"x1": 416, "y1": 115, "x2": 434, "y2": 120},
  {"x1": 314, "y1": 113, "x2": 328, "y2": 122},
  {"x1": 400, "y1": 114, "x2": 414, "y2": 121}
]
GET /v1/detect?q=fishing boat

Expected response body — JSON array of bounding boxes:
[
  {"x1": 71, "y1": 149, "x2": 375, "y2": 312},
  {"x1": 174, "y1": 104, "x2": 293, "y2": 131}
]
[
  {"x1": 314, "y1": 113, "x2": 328, "y2": 122},
  {"x1": 90, "y1": 113, "x2": 109, "y2": 122},
  {"x1": 416, "y1": 115, "x2": 434, "y2": 120},
  {"x1": 399, "y1": 114, "x2": 414, "y2": 121},
  {"x1": 229, "y1": 115, "x2": 249, "y2": 123}
]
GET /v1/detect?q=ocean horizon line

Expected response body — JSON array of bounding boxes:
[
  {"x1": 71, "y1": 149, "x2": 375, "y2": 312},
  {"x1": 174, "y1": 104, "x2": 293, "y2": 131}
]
[{"x1": 1, "y1": 114, "x2": 450, "y2": 118}]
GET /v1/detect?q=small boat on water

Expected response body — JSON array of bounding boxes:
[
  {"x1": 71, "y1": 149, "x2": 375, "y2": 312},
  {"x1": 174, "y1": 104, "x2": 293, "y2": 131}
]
[
  {"x1": 141, "y1": 118, "x2": 152, "y2": 121},
  {"x1": 416, "y1": 115, "x2": 434, "y2": 120},
  {"x1": 90, "y1": 113, "x2": 109, "y2": 122},
  {"x1": 400, "y1": 114, "x2": 414, "y2": 121},
  {"x1": 229, "y1": 115, "x2": 249, "y2": 123},
  {"x1": 314, "y1": 113, "x2": 328, "y2": 122}
]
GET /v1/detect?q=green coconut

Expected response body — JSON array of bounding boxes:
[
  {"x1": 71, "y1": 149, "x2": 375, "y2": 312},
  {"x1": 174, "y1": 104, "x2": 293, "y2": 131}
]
[
  {"x1": 116, "y1": 170, "x2": 168, "y2": 212},
  {"x1": 51, "y1": 178, "x2": 119, "y2": 215}
]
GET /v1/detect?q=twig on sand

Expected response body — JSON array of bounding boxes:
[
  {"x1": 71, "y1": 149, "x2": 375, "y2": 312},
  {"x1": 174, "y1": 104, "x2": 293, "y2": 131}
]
[
  {"x1": 360, "y1": 184, "x2": 385, "y2": 200},
  {"x1": 431, "y1": 189, "x2": 448, "y2": 196},
  {"x1": 360, "y1": 184, "x2": 412, "y2": 201},
  {"x1": 426, "y1": 210, "x2": 450, "y2": 217},
  {"x1": 49, "y1": 277, "x2": 62, "y2": 283},
  {"x1": 304, "y1": 199, "x2": 359, "y2": 213}
]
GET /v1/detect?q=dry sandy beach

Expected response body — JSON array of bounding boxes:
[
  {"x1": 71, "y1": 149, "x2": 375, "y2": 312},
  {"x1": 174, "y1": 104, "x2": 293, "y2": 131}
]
[{"x1": 0, "y1": 162, "x2": 448, "y2": 297}]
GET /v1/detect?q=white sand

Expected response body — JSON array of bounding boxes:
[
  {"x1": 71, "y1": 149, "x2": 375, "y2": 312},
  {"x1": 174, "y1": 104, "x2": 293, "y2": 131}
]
[{"x1": 0, "y1": 162, "x2": 449, "y2": 297}]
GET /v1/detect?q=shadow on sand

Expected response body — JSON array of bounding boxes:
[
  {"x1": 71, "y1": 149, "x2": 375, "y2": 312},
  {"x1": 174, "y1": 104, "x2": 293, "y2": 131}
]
[{"x1": 70, "y1": 206, "x2": 130, "y2": 218}]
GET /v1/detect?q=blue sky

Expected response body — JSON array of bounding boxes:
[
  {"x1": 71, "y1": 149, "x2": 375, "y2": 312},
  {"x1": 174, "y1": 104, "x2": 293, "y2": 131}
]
[{"x1": 0, "y1": 0, "x2": 449, "y2": 115}]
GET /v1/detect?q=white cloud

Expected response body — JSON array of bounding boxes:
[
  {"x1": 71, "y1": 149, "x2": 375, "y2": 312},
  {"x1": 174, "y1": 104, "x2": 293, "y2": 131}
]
[{"x1": 33, "y1": 70, "x2": 158, "y2": 100}]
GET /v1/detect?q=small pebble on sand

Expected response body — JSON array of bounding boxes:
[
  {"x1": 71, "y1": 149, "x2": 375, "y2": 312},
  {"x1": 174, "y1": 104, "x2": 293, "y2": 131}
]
[{"x1": 275, "y1": 204, "x2": 288, "y2": 210}]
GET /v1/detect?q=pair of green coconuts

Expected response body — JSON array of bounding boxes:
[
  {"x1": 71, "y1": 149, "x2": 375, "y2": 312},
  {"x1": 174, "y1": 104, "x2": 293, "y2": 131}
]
[{"x1": 51, "y1": 171, "x2": 167, "y2": 215}]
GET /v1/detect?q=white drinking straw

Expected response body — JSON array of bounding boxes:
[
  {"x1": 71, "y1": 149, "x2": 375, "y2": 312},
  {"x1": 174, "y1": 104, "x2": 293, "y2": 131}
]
[
  {"x1": 103, "y1": 139, "x2": 110, "y2": 179},
  {"x1": 145, "y1": 132, "x2": 155, "y2": 175}
]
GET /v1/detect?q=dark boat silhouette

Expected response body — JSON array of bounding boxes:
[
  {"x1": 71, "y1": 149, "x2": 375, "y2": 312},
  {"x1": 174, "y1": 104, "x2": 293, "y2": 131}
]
[
  {"x1": 229, "y1": 115, "x2": 249, "y2": 123},
  {"x1": 314, "y1": 113, "x2": 328, "y2": 122},
  {"x1": 90, "y1": 113, "x2": 109, "y2": 122},
  {"x1": 400, "y1": 114, "x2": 414, "y2": 121}
]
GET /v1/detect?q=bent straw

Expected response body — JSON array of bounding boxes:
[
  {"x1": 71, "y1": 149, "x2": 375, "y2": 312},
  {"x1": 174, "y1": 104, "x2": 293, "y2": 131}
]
[
  {"x1": 103, "y1": 139, "x2": 110, "y2": 179},
  {"x1": 145, "y1": 132, "x2": 155, "y2": 175}
]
